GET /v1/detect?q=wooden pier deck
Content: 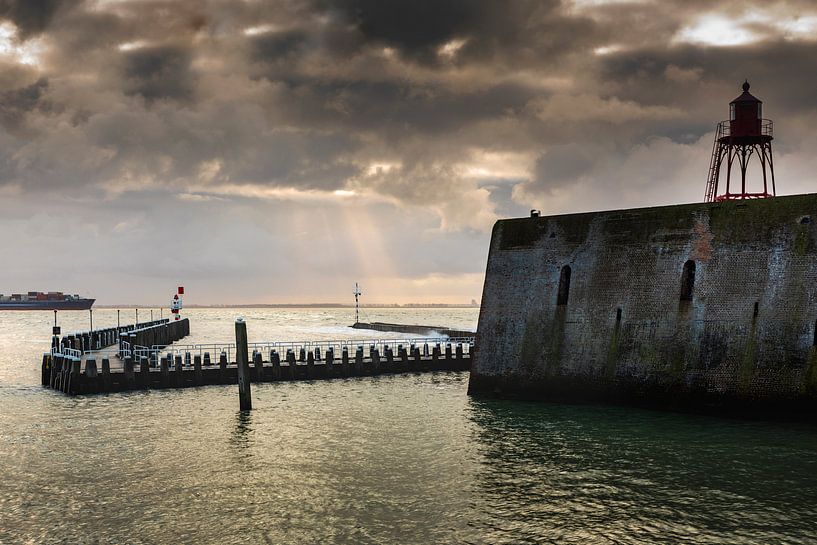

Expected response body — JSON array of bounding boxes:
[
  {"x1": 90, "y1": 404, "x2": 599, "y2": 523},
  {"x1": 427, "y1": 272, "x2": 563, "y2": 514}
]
[{"x1": 42, "y1": 337, "x2": 474, "y2": 396}]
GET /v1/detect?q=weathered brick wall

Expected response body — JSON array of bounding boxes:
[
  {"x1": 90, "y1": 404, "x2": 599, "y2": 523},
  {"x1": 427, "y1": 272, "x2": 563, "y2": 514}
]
[{"x1": 469, "y1": 194, "x2": 817, "y2": 414}]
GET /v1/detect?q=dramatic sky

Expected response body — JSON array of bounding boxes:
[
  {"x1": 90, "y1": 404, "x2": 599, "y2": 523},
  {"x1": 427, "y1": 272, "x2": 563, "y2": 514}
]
[{"x1": 1, "y1": 0, "x2": 816, "y2": 304}]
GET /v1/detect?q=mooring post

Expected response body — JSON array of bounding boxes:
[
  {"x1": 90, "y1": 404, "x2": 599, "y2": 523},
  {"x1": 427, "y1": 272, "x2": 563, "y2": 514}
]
[
  {"x1": 306, "y1": 350, "x2": 315, "y2": 379},
  {"x1": 101, "y1": 358, "x2": 111, "y2": 392},
  {"x1": 194, "y1": 354, "x2": 203, "y2": 385},
  {"x1": 85, "y1": 358, "x2": 98, "y2": 378},
  {"x1": 385, "y1": 346, "x2": 394, "y2": 371},
  {"x1": 41, "y1": 353, "x2": 51, "y2": 387},
  {"x1": 253, "y1": 351, "x2": 264, "y2": 382},
  {"x1": 271, "y1": 350, "x2": 281, "y2": 380},
  {"x1": 84, "y1": 358, "x2": 98, "y2": 393},
  {"x1": 139, "y1": 356, "x2": 150, "y2": 388},
  {"x1": 160, "y1": 356, "x2": 170, "y2": 388},
  {"x1": 325, "y1": 347, "x2": 334, "y2": 378},
  {"x1": 219, "y1": 351, "x2": 228, "y2": 378},
  {"x1": 355, "y1": 346, "x2": 364, "y2": 376},
  {"x1": 50, "y1": 355, "x2": 61, "y2": 390},
  {"x1": 341, "y1": 347, "x2": 350, "y2": 376},
  {"x1": 63, "y1": 357, "x2": 74, "y2": 393},
  {"x1": 286, "y1": 349, "x2": 297, "y2": 379},
  {"x1": 174, "y1": 355, "x2": 184, "y2": 387},
  {"x1": 67, "y1": 358, "x2": 81, "y2": 395},
  {"x1": 235, "y1": 318, "x2": 252, "y2": 411},
  {"x1": 124, "y1": 356, "x2": 135, "y2": 389}
]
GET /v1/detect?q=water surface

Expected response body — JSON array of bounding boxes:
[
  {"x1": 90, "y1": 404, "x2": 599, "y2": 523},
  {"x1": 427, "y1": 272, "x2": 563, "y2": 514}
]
[{"x1": 1, "y1": 308, "x2": 816, "y2": 544}]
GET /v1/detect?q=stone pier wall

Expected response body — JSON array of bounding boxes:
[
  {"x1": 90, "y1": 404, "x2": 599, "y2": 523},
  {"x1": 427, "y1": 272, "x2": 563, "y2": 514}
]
[{"x1": 469, "y1": 193, "x2": 817, "y2": 417}]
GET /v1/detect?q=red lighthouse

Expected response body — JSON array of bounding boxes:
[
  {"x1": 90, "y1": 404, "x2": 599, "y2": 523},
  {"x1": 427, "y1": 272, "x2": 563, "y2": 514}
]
[{"x1": 704, "y1": 81, "x2": 776, "y2": 202}]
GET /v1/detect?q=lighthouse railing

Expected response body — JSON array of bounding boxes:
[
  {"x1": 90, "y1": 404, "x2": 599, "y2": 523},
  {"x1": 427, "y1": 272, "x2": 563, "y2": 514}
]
[{"x1": 717, "y1": 119, "x2": 773, "y2": 138}]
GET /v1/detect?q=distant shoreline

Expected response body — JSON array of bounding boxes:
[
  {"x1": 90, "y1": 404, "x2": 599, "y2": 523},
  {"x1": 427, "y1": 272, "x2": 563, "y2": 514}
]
[{"x1": 93, "y1": 303, "x2": 480, "y2": 309}]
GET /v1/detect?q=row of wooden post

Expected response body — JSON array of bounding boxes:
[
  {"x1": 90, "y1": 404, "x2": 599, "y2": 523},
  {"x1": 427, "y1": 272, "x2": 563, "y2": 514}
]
[{"x1": 41, "y1": 341, "x2": 473, "y2": 397}]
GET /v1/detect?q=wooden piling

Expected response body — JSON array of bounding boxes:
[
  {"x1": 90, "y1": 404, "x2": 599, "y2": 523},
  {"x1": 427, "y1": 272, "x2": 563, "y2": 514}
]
[
  {"x1": 307, "y1": 350, "x2": 315, "y2": 379},
  {"x1": 235, "y1": 318, "x2": 252, "y2": 411},
  {"x1": 286, "y1": 350, "x2": 297, "y2": 379},
  {"x1": 323, "y1": 348, "x2": 333, "y2": 377},
  {"x1": 124, "y1": 357, "x2": 135, "y2": 389},
  {"x1": 355, "y1": 346, "x2": 364, "y2": 375},
  {"x1": 385, "y1": 346, "x2": 394, "y2": 372},
  {"x1": 85, "y1": 358, "x2": 98, "y2": 377},
  {"x1": 41, "y1": 353, "x2": 51, "y2": 386},
  {"x1": 194, "y1": 354, "x2": 203, "y2": 385},
  {"x1": 85, "y1": 358, "x2": 98, "y2": 393},
  {"x1": 218, "y1": 352, "x2": 227, "y2": 381},
  {"x1": 174, "y1": 355, "x2": 183, "y2": 387},
  {"x1": 271, "y1": 350, "x2": 281, "y2": 380},
  {"x1": 67, "y1": 358, "x2": 81, "y2": 395},
  {"x1": 101, "y1": 358, "x2": 111, "y2": 392},
  {"x1": 253, "y1": 351, "x2": 264, "y2": 382},
  {"x1": 160, "y1": 356, "x2": 170, "y2": 388},
  {"x1": 139, "y1": 356, "x2": 150, "y2": 388}
]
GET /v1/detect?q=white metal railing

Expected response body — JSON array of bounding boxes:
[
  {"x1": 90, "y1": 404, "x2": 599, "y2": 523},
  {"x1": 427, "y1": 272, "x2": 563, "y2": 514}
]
[
  {"x1": 146, "y1": 336, "x2": 475, "y2": 363},
  {"x1": 51, "y1": 347, "x2": 82, "y2": 359}
]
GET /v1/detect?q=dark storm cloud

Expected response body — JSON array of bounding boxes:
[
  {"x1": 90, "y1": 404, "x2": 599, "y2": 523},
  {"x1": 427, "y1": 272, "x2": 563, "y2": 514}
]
[
  {"x1": 122, "y1": 45, "x2": 196, "y2": 102},
  {"x1": 251, "y1": 29, "x2": 312, "y2": 61},
  {"x1": 0, "y1": 77, "x2": 48, "y2": 129},
  {"x1": 599, "y1": 41, "x2": 817, "y2": 115},
  {"x1": 315, "y1": 0, "x2": 597, "y2": 67},
  {"x1": 0, "y1": 0, "x2": 78, "y2": 38},
  {"x1": 0, "y1": 0, "x2": 815, "y2": 221}
]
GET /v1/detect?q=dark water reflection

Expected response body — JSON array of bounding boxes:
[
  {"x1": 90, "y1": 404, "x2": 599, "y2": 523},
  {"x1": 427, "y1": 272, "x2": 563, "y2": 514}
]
[
  {"x1": 1, "y1": 374, "x2": 816, "y2": 543},
  {"x1": 466, "y1": 399, "x2": 817, "y2": 544}
]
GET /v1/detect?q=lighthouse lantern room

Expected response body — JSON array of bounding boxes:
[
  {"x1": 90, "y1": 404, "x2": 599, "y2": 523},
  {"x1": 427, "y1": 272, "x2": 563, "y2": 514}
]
[{"x1": 704, "y1": 81, "x2": 776, "y2": 202}]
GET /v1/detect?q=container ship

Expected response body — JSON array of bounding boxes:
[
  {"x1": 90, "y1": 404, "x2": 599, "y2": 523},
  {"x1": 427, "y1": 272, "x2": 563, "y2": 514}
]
[{"x1": 0, "y1": 292, "x2": 94, "y2": 310}]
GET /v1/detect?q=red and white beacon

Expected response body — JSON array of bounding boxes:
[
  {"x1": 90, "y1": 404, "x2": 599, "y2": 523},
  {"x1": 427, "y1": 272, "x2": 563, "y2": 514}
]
[{"x1": 171, "y1": 286, "x2": 184, "y2": 321}]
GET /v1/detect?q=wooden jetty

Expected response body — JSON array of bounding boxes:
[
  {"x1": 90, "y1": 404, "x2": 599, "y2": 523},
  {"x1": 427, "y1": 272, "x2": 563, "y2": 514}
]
[
  {"x1": 41, "y1": 330, "x2": 474, "y2": 396},
  {"x1": 55, "y1": 318, "x2": 173, "y2": 354}
]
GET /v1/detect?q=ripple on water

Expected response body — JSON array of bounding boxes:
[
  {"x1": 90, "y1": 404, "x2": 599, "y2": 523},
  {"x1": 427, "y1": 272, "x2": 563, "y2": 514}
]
[{"x1": 1, "y1": 309, "x2": 817, "y2": 544}]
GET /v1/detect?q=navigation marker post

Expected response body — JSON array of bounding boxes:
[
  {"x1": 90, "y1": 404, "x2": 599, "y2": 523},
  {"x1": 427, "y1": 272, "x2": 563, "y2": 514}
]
[
  {"x1": 235, "y1": 317, "x2": 252, "y2": 411},
  {"x1": 353, "y1": 282, "x2": 362, "y2": 324}
]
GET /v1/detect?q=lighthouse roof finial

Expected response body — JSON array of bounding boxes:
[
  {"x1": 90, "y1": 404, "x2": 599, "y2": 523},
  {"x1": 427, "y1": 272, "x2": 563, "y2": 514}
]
[{"x1": 742, "y1": 80, "x2": 750, "y2": 92}]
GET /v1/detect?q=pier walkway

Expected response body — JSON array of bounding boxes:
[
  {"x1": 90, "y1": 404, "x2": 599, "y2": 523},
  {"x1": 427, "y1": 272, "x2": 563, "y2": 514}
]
[{"x1": 42, "y1": 335, "x2": 475, "y2": 396}]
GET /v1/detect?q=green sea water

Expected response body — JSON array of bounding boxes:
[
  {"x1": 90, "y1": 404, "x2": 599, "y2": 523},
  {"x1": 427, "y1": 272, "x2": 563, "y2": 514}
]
[{"x1": 1, "y1": 308, "x2": 816, "y2": 544}]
